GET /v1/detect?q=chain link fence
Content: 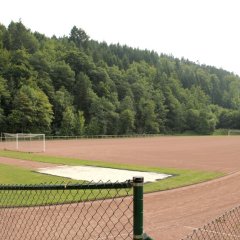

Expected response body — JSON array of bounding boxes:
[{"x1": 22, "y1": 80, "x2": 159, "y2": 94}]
[
  {"x1": 44, "y1": 134, "x2": 164, "y2": 141},
  {"x1": 183, "y1": 205, "x2": 240, "y2": 240},
  {"x1": 0, "y1": 180, "x2": 136, "y2": 240}
]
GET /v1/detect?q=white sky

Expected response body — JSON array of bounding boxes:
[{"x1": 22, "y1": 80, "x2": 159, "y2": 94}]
[{"x1": 1, "y1": 0, "x2": 240, "y2": 75}]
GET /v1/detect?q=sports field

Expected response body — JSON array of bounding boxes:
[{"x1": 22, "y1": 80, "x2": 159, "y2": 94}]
[
  {"x1": 41, "y1": 136, "x2": 240, "y2": 173},
  {"x1": 0, "y1": 136, "x2": 240, "y2": 239}
]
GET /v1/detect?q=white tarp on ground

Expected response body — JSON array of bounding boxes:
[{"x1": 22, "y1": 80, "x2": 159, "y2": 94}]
[{"x1": 37, "y1": 165, "x2": 171, "y2": 183}]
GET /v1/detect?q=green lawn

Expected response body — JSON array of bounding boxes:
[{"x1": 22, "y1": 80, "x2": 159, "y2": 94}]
[
  {"x1": 0, "y1": 150, "x2": 224, "y2": 193},
  {"x1": 0, "y1": 164, "x2": 130, "y2": 206},
  {"x1": 0, "y1": 163, "x2": 78, "y2": 184}
]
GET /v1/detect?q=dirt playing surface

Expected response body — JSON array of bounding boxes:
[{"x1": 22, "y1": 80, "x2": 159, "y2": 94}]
[
  {"x1": 42, "y1": 136, "x2": 240, "y2": 173},
  {"x1": 144, "y1": 171, "x2": 240, "y2": 239},
  {"x1": 1, "y1": 136, "x2": 240, "y2": 239}
]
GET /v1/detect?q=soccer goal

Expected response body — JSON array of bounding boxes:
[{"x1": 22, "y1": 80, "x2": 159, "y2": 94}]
[
  {"x1": 3, "y1": 133, "x2": 46, "y2": 153},
  {"x1": 228, "y1": 129, "x2": 240, "y2": 136}
]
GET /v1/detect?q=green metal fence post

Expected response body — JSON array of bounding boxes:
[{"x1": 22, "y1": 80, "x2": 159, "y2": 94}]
[{"x1": 133, "y1": 176, "x2": 144, "y2": 240}]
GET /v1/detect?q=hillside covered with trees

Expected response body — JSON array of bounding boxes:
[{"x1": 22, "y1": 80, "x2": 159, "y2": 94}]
[{"x1": 0, "y1": 21, "x2": 240, "y2": 135}]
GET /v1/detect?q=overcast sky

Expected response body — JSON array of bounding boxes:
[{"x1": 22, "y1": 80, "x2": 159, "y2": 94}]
[{"x1": 1, "y1": 0, "x2": 239, "y2": 75}]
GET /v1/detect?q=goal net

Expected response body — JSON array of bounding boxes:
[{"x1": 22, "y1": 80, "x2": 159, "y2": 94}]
[
  {"x1": 228, "y1": 129, "x2": 240, "y2": 136},
  {"x1": 3, "y1": 133, "x2": 46, "y2": 153}
]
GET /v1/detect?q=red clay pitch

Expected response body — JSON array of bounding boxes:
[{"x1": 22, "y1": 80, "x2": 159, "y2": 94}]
[
  {"x1": 1, "y1": 136, "x2": 240, "y2": 239},
  {"x1": 43, "y1": 136, "x2": 240, "y2": 173}
]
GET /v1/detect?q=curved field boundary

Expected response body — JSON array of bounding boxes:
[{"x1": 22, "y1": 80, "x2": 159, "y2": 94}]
[{"x1": 0, "y1": 136, "x2": 240, "y2": 239}]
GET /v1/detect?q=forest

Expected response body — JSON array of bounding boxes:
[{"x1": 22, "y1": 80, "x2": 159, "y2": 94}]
[{"x1": 0, "y1": 21, "x2": 240, "y2": 135}]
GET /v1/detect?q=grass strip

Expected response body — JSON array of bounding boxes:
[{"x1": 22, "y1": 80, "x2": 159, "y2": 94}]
[
  {"x1": 0, "y1": 150, "x2": 223, "y2": 193},
  {"x1": 0, "y1": 163, "x2": 80, "y2": 184}
]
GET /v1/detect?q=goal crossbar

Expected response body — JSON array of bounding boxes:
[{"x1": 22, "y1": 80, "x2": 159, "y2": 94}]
[
  {"x1": 3, "y1": 133, "x2": 46, "y2": 152},
  {"x1": 228, "y1": 129, "x2": 240, "y2": 136}
]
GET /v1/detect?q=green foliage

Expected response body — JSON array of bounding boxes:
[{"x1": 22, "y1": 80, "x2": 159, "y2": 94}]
[
  {"x1": 74, "y1": 111, "x2": 85, "y2": 135},
  {"x1": 7, "y1": 85, "x2": 53, "y2": 132},
  {"x1": 119, "y1": 109, "x2": 135, "y2": 134},
  {"x1": 196, "y1": 109, "x2": 217, "y2": 134},
  {"x1": 60, "y1": 106, "x2": 75, "y2": 135},
  {"x1": 0, "y1": 24, "x2": 6, "y2": 49},
  {"x1": 0, "y1": 76, "x2": 10, "y2": 100},
  {"x1": 217, "y1": 109, "x2": 240, "y2": 129},
  {"x1": 73, "y1": 72, "x2": 93, "y2": 116},
  {"x1": 213, "y1": 129, "x2": 229, "y2": 135},
  {"x1": 50, "y1": 61, "x2": 75, "y2": 90},
  {"x1": 0, "y1": 108, "x2": 4, "y2": 129},
  {"x1": 88, "y1": 97, "x2": 119, "y2": 135},
  {"x1": 69, "y1": 26, "x2": 89, "y2": 49},
  {"x1": 1, "y1": 21, "x2": 240, "y2": 135},
  {"x1": 4, "y1": 21, "x2": 39, "y2": 53},
  {"x1": 138, "y1": 98, "x2": 159, "y2": 133}
]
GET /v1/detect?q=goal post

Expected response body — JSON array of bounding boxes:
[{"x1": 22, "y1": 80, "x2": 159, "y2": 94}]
[
  {"x1": 3, "y1": 133, "x2": 46, "y2": 153},
  {"x1": 227, "y1": 129, "x2": 240, "y2": 136}
]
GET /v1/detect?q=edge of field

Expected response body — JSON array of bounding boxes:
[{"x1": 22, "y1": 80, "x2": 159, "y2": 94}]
[{"x1": 0, "y1": 150, "x2": 223, "y2": 193}]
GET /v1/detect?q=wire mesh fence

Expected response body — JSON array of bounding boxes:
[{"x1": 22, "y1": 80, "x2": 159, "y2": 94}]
[
  {"x1": 183, "y1": 205, "x2": 240, "y2": 240},
  {"x1": 0, "y1": 181, "x2": 134, "y2": 240},
  {"x1": 44, "y1": 134, "x2": 164, "y2": 141}
]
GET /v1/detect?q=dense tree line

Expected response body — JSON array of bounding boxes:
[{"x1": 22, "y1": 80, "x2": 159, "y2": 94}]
[{"x1": 0, "y1": 21, "x2": 240, "y2": 135}]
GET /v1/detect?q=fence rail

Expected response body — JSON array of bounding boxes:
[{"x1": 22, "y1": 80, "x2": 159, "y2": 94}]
[
  {"x1": 44, "y1": 134, "x2": 164, "y2": 141},
  {"x1": 182, "y1": 205, "x2": 240, "y2": 240},
  {"x1": 0, "y1": 177, "x2": 153, "y2": 240},
  {"x1": 0, "y1": 133, "x2": 164, "y2": 143}
]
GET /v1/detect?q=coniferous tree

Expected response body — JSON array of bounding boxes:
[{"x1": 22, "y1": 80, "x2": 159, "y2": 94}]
[{"x1": 0, "y1": 21, "x2": 240, "y2": 135}]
